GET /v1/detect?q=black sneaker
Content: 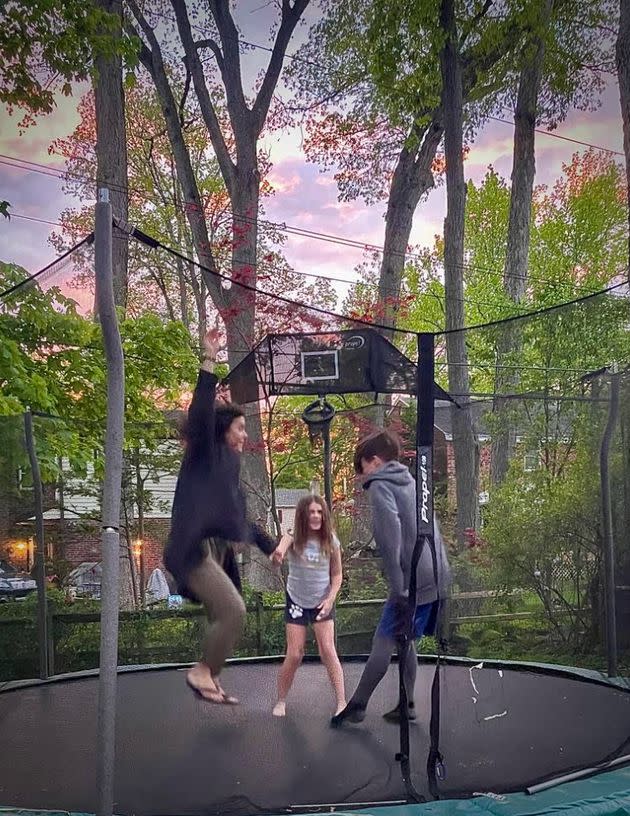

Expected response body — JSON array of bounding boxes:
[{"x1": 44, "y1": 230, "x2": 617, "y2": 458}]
[
  {"x1": 382, "y1": 703, "x2": 417, "y2": 723},
  {"x1": 330, "y1": 701, "x2": 366, "y2": 728}
]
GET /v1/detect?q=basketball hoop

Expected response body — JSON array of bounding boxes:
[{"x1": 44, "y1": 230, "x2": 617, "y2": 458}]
[{"x1": 301, "y1": 397, "x2": 335, "y2": 447}]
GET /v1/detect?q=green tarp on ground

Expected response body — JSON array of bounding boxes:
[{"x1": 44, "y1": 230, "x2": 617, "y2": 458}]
[
  {"x1": 3, "y1": 770, "x2": 630, "y2": 816},
  {"x1": 284, "y1": 767, "x2": 630, "y2": 816}
]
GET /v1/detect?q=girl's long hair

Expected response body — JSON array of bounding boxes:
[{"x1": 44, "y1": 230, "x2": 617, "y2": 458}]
[{"x1": 292, "y1": 494, "x2": 334, "y2": 558}]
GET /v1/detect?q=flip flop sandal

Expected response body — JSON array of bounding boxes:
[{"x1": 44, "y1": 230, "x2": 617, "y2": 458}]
[
  {"x1": 215, "y1": 681, "x2": 239, "y2": 705},
  {"x1": 186, "y1": 676, "x2": 225, "y2": 704}
]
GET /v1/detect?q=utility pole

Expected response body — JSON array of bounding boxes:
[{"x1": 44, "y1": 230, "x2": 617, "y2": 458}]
[{"x1": 95, "y1": 188, "x2": 125, "y2": 816}]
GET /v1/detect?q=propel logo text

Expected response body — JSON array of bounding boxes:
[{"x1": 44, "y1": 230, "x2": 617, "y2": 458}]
[{"x1": 420, "y1": 454, "x2": 430, "y2": 523}]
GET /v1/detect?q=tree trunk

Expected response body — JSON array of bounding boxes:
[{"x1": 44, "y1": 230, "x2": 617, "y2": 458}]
[
  {"x1": 349, "y1": 119, "x2": 445, "y2": 544},
  {"x1": 377, "y1": 119, "x2": 444, "y2": 334},
  {"x1": 440, "y1": 0, "x2": 479, "y2": 548},
  {"x1": 128, "y1": 0, "x2": 309, "y2": 589},
  {"x1": 94, "y1": 0, "x2": 128, "y2": 312},
  {"x1": 491, "y1": 0, "x2": 553, "y2": 484},
  {"x1": 617, "y1": 0, "x2": 630, "y2": 286},
  {"x1": 225, "y1": 164, "x2": 278, "y2": 589},
  {"x1": 94, "y1": 189, "x2": 124, "y2": 816}
]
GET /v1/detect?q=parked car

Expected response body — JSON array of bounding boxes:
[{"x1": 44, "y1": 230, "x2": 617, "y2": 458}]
[
  {"x1": 0, "y1": 559, "x2": 18, "y2": 578},
  {"x1": 0, "y1": 573, "x2": 37, "y2": 601}
]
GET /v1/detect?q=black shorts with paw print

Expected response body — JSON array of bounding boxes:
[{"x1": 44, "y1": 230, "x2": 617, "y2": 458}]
[{"x1": 284, "y1": 591, "x2": 335, "y2": 626}]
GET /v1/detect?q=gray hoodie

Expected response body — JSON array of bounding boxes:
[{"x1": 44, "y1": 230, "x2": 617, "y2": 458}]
[{"x1": 363, "y1": 461, "x2": 452, "y2": 605}]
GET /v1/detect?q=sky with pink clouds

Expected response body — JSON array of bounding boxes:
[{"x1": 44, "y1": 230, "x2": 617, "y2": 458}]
[{"x1": 0, "y1": 3, "x2": 624, "y2": 308}]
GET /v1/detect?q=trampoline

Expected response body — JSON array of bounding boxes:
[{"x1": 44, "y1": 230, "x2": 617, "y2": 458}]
[{"x1": 1, "y1": 657, "x2": 630, "y2": 816}]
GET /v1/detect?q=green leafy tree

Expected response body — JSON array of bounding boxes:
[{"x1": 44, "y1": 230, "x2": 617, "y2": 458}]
[
  {"x1": 480, "y1": 408, "x2": 621, "y2": 656},
  {"x1": 0, "y1": 261, "x2": 198, "y2": 545},
  {"x1": 0, "y1": 1, "x2": 135, "y2": 119}
]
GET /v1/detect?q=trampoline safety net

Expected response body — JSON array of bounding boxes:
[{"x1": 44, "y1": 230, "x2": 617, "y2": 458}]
[{"x1": 1, "y1": 236, "x2": 630, "y2": 815}]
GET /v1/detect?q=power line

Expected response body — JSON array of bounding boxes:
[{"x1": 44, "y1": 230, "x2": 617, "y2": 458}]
[
  {"x1": 8, "y1": 212, "x2": 63, "y2": 228},
  {"x1": 488, "y1": 116, "x2": 623, "y2": 157},
  {"x1": 1, "y1": 152, "x2": 432, "y2": 264},
  {"x1": 0, "y1": 204, "x2": 557, "y2": 318},
  {"x1": 149, "y1": 8, "x2": 623, "y2": 159},
  {"x1": 238, "y1": 35, "x2": 626, "y2": 156},
  {"x1": 2, "y1": 153, "x2": 621, "y2": 304},
  {"x1": 0, "y1": 207, "x2": 624, "y2": 328},
  {"x1": 128, "y1": 223, "x2": 410, "y2": 334},
  {"x1": 3, "y1": 209, "x2": 618, "y2": 339},
  {"x1": 131, "y1": 222, "x2": 630, "y2": 337},
  {"x1": 117, "y1": 232, "x2": 537, "y2": 315}
]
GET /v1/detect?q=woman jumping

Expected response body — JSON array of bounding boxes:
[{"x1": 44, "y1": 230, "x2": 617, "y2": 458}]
[{"x1": 164, "y1": 329, "x2": 277, "y2": 704}]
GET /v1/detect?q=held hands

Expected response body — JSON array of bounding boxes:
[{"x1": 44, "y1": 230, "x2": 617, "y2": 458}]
[
  {"x1": 270, "y1": 547, "x2": 284, "y2": 566},
  {"x1": 270, "y1": 531, "x2": 293, "y2": 565}
]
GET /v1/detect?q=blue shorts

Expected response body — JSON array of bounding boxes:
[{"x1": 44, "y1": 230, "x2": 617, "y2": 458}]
[{"x1": 377, "y1": 600, "x2": 436, "y2": 640}]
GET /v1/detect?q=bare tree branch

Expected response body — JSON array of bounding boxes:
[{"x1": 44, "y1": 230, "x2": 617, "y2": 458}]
[
  {"x1": 170, "y1": 0, "x2": 237, "y2": 191},
  {"x1": 208, "y1": 1, "x2": 249, "y2": 123},
  {"x1": 194, "y1": 37, "x2": 224, "y2": 72},
  {"x1": 125, "y1": 1, "x2": 225, "y2": 307},
  {"x1": 251, "y1": 0, "x2": 310, "y2": 135},
  {"x1": 179, "y1": 64, "x2": 192, "y2": 127}
]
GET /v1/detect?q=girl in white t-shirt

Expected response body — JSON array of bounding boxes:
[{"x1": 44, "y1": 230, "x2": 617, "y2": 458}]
[{"x1": 271, "y1": 494, "x2": 346, "y2": 716}]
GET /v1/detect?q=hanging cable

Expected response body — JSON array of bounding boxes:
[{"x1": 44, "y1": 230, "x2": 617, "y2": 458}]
[
  {"x1": 127, "y1": 222, "x2": 630, "y2": 336},
  {"x1": 0, "y1": 233, "x2": 94, "y2": 301},
  {"x1": 1, "y1": 152, "x2": 623, "y2": 301}
]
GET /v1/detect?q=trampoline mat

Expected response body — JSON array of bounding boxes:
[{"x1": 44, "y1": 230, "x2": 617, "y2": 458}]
[{"x1": 0, "y1": 660, "x2": 629, "y2": 815}]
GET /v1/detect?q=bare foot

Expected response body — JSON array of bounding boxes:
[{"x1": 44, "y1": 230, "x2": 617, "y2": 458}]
[
  {"x1": 272, "y1": 701, "x2": 286, "y2": 717},
  {"x1": 187, "y1": 662, "x2": 215, "y2": 690},
  {"x1": 186, "y1": 670, "x2": 224, "y2": 703}
]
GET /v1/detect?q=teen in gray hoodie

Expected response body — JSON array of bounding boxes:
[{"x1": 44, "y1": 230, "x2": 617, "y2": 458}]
[{"x1": 331, "y1": 429, "x2": 451, "y2": 727}]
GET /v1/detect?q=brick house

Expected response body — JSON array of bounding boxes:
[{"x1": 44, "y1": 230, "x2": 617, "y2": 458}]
[{"x1": 0, "y1": 454, "x2": 175, "y2": 584}]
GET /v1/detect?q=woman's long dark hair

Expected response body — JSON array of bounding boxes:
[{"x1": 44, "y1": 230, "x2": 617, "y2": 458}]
[
  {"x1": 292, "y1": 494, "x2": 334, "y2": 558},
  {"x1": 179, "y1": 401, "x2": 244, "y2": 446}
]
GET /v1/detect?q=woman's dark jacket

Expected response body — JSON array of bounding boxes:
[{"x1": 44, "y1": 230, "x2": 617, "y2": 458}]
[{"x1": 163, "y1": 368, "x2": 276, "y2": 599}]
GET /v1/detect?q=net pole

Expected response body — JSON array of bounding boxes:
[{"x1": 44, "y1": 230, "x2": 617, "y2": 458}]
[
  {"x1": 95, "y1": 188, "x2": 125, "y2": 816},
  {"x1": 600, "y1": 369, "x2": 620, "y2": 678},
  {"x1": 323, "y1": 422, "x2": 332, "y2": 510},
  {"x1": 23, "y1": 409, "x2": 49, "y2": 680},
  {"x1": 395, "y1": 333, "x2": 436, "y2": 803},
  {"x1": 416, "y1": 333, "x2": 442, "y2": 798}
]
